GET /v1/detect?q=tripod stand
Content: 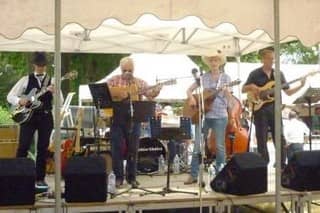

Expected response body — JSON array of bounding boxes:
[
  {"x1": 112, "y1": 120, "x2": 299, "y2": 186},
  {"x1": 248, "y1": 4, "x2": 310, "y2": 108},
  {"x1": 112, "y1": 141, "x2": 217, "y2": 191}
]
[
  {"x1": 112, "y1": 101, "x2": 164, "y2": 197},
  {"x1": 149, "y1": 117, "x2": 198, "y2": 196}
]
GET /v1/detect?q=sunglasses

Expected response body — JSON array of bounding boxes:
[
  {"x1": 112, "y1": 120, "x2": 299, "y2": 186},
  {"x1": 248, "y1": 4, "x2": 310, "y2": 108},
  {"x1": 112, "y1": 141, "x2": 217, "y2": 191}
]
[{"x1": 122, "y1": 69, "x2": 133, "y2": 73}]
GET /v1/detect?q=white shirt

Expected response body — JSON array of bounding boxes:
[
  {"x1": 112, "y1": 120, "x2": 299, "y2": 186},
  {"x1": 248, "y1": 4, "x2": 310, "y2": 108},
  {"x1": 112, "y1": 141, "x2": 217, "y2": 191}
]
[
  {"x1": 7, "y1": 73, "x2": 63, "y2": 107},
  {"x1": 7, "y1": 73, "x2": 47, "y2": 106},
  {"x1": 283, "y1": 118, "x2": 310, "y2": 144}
]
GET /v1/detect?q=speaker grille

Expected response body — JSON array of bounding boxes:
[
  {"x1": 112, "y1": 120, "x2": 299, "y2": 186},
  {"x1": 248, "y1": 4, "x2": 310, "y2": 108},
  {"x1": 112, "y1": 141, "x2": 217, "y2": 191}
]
[
  {"x1": 282, "y1": 150, "x2": 320, "y2": 191},
  {"x1": 64, "y1": 156, "x2": 107, "y2": 202},
  {"x1": 211, "y1": 152, "x2": 267, "y2": 195},
  {"x1": 0, "y1": 158, "x2": 35, "y2": 206}
]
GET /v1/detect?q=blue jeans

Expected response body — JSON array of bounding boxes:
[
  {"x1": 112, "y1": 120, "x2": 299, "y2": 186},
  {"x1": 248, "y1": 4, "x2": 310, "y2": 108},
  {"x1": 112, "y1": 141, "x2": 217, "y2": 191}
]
[
  {"x1": 110, "y1": 122, "x2": 141, "y2": 182},
  {"x1": 287, "y1": 143, "x2": 304, "y2": 161},
  {"x1": 190, "y1": 117, "x2": 228, "y2": 179}
]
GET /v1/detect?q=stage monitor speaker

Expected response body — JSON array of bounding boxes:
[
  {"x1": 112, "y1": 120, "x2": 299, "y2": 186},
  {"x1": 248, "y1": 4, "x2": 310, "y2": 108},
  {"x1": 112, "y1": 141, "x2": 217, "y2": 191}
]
[
  {"x1": 282, "y1": 150, "x2": 320, "y2": 191},
  {"x1": 0, "y1": 158, "x2": 35, "y2": 206},
  {"x1": 210, "y1": 152, "x2": 267, "y2": 195},
  {"x1": 64, "y1": 155, "x2": 107, "y2": 202}
]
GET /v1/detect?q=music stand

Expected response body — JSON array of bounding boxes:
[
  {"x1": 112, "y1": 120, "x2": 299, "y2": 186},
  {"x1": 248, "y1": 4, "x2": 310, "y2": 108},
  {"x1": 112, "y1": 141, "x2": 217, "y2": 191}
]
[
  {"x1": 112, "y1": 101, "x2": 164, "y2": 197},
  {"x1": 294, "y1": 87, "x2": 320, "y2": 150},
  {"x1": 149, "y1": 116, "x2": 198, "y2": 196},
  {"x1": 88, "y1": 83, "x2": 113, "y2": 153}
]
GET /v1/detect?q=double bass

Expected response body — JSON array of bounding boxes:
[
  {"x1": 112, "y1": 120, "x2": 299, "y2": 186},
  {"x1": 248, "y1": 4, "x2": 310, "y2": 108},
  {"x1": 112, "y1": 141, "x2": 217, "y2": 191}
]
[{"x1": 207, "y1": 95, "x2": 249, "y2": 158}]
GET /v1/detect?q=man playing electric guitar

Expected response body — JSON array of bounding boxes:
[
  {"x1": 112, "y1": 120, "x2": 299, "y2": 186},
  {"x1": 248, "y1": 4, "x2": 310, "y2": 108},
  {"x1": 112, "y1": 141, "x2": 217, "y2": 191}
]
[
  {"x1": 7, "y1": 52, "x2": 55, "y2": 191},
  {"x1": 242, "y1": 47, "x2": 306, "y2": 168}
]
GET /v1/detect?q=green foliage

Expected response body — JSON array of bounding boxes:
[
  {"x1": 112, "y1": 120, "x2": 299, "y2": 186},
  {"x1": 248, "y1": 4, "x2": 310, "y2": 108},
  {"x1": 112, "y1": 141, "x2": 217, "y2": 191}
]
[
  {"x1": 280, "y1": 41, "x2": 318, "y2": 64},
  {"x1": 0, "y1": 106, "x2": 14, "y2": 125},
  {"x1": 0, "y1": 52, "x2": 30, "y2": 107}
]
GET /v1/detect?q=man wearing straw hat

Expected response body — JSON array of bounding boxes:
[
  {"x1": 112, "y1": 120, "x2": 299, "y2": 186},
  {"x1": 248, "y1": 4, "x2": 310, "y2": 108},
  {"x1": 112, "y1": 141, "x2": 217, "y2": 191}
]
[{"x1": 184, "y1": 50, "x2": 234, "y2": 184}]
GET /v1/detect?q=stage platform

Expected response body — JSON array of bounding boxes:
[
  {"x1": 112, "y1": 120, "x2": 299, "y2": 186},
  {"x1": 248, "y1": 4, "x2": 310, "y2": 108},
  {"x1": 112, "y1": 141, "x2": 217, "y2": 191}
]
[
  {"x1": 1, "y1": 170, "x2": 320, "y2": 213},
  {"x1": 2, "y1": 142, "x2": 320, "y2": 212}
]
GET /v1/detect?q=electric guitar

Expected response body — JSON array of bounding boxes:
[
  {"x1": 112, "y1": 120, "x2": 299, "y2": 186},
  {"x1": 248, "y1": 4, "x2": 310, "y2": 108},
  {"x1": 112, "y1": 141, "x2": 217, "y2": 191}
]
[
  {"x1": 183, "y1": 79, "x2": 241, "y2": 124},
  {"x1": 11, "y1": 70, "x2": 78, "y2": 124},
  {"x1": 247, "y1": 70, "x2": 319, "y2": 112}
]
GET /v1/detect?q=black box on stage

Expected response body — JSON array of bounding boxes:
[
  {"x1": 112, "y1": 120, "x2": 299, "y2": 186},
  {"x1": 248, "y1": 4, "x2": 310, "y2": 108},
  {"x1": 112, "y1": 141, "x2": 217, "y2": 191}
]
[
  {"x1": 282, "y1": 150, "x2": 320, "y2": 191},
  {"x1": 64, "y1": 156, "x2": 107, "y2": 202},
  {"x1": 211, "y1": 152, "x2": 267, "y2": 195},
  {"x1": 0, "y1": 158, "x2": 35, "y2": 206}
]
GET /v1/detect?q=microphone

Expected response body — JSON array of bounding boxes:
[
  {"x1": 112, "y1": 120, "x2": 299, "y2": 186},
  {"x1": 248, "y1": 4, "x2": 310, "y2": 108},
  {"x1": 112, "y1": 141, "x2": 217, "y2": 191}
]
[
  {"x1": 192, "y1": 68, "x2": 198, "y2": 78},
  {"x1": 192, "y1": 68, "x2": 200, "y2": 86}
]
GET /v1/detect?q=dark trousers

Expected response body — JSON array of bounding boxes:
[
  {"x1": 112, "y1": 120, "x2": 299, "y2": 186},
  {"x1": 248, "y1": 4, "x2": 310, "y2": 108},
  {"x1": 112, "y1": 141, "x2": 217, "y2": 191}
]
[
  {"x1": 110, "y1": 122, "x2": 141, "y2": 182},
  {"x1": 17, "y1": 111, "x2": 53, "y2": 181},
  {"x1": 253, "y1": 105, "x2": 286, "y2": 168}
]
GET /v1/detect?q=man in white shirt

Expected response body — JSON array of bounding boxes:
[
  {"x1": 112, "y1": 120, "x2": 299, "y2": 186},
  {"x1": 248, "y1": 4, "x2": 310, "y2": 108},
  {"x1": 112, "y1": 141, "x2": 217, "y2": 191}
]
[
  {"x1": 7, "y1": 52, "x2": 54, "y2": 191},
  {"x1": 283, "y1": 110, "x2": 310, "y2": 161}
]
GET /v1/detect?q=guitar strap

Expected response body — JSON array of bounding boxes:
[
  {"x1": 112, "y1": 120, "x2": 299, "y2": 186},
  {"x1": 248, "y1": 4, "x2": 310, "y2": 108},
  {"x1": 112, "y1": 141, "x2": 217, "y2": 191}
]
[{"x1": 41, "y1": 74, "x2": 50, "y2": 89}]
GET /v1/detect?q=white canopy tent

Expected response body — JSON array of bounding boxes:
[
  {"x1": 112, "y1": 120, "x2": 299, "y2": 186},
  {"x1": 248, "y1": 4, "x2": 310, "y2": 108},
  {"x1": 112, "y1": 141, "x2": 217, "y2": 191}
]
[
  {"x1": 0, "y1": 14, "x2": 293, "y2": 56},
  {"x1": 2, "y1": 0, "x2": 320, "y2": 212}
]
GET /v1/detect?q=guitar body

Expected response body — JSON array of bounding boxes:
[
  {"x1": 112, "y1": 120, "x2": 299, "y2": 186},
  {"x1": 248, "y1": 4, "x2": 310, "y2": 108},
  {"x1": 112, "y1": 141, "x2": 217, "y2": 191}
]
[
  {"x1": 182, "y1": 89, "x2": 217, "y2": 124},
  {"x1": 46, "y1": 139, "x2": 74, "y2": 174},
  {"x1": 11, "y1": 88, "x2": 43, "y2": 124},
  {"x1": 11, "y1": 71, "x2": 78, "y2": 124},
  {"x1": 246, "y1": 70, "x2": 319, "y2": 112},
  {"x1": 183, "y1": 80, "x2": 241, "y2": 124},
  {"x1": 247, "y1": 81, "x2": 276, "y2": 112}
]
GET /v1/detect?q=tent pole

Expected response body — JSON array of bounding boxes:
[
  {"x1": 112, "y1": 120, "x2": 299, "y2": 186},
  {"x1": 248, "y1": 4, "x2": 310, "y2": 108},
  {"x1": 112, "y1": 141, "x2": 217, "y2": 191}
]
[
  {"x1": 274, "y1": 0, "x2": 282, "y2": 212},
  {"x1": 233, "y1": 37, "x2": 242, "y2": 99},
  {"x1": 54, "y1": 0, "x2": 62, "y2": 212}
]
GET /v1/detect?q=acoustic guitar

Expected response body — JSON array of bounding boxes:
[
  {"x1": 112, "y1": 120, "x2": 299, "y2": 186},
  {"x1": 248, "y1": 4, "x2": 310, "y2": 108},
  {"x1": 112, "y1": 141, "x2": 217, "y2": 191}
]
[
  {"x1": 109, "y1": 79, "x2": 177, "y2": 101},
  {"x1": 46, "y1": 107, "x2": 84, "y2": 174},
  {"x1": 183, "y1": 79, "x2": 241, "y2": 124},
  {"x1": 247, "y1": 70, "x2": 318, "y2": 112}
]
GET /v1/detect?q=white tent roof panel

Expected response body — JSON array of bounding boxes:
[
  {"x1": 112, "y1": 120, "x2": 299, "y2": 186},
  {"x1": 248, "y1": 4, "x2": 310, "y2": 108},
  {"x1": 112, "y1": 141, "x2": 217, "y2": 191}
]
[{"x1": 0, "y1": 15, "x2": 295, "y2": 55}]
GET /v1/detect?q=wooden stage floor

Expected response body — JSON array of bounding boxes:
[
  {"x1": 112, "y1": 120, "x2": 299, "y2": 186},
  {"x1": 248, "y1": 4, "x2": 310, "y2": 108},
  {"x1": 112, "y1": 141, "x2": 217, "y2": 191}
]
[{"x1": 1, "y1": 167, "x2": 320, "y2": 213}]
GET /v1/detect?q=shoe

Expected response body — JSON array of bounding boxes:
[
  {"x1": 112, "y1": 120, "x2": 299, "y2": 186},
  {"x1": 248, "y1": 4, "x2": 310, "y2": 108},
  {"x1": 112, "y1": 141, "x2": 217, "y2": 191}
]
[
  {"x1": 128, "y1": 180, "x2": 140, "y2": 188},
  {"x1": 184, "y1": 175, "x2": 197, "y2": 185},
  {"x1": 115, "y1": 180, "x2": 123, "y2": 188},
  {"x1": 35, "y1": 180, "x2": 49, "y2": 193}
]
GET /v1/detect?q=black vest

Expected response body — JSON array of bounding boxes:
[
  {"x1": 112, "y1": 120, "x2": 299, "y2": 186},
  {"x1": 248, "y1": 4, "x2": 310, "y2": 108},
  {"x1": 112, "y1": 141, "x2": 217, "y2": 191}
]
[{"x1": 24, "y1": 74, "x2": 53, "y2": 111}]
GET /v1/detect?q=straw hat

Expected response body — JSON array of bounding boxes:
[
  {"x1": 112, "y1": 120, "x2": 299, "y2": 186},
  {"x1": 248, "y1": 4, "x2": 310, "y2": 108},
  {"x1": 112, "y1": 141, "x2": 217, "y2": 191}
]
[{"x1": 201, "y1": 50, "x2": 226, "y2": 66}]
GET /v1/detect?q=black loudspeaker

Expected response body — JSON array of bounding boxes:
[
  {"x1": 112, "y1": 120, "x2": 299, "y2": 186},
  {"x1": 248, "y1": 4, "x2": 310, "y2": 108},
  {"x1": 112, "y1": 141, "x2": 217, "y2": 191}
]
[
  {"x1": 282, "y1": 150, "x2": 320, "y2": 191},
  {"x1": 0, "y1": 158, "x2": 35, "y2": 206},
  {"x1": 64, "y1": 156, "x2": 107, "y2": 202},
  {"x1": 210, "y1": 152, "x2": 267, "y2": 195}
]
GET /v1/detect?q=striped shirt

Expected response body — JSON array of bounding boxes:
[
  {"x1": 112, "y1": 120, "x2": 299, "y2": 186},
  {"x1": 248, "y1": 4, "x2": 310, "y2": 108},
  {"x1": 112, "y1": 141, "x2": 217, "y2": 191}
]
[{"x1": 202, "y1": 72, "x2": 231, "y2": 119}]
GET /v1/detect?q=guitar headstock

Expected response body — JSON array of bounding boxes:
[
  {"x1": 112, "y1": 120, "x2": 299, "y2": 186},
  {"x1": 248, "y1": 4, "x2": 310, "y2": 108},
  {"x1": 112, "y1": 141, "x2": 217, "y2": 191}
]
[
  {"x1": 307, "y1": 69, "x2": 320, "y2": 77},
  {"x1": 62, "y1": 70, "x2": 78, "y2": 80}
]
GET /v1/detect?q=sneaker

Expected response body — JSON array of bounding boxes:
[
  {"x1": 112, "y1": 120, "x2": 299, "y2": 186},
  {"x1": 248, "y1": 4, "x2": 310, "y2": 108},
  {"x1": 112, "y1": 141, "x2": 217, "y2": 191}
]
[
  {"x1": 184, "y1": 175, "x2": 197, "y2": 185},
  {"x1": 35, "y1": 180, "x2": 49, "y2": 193}
]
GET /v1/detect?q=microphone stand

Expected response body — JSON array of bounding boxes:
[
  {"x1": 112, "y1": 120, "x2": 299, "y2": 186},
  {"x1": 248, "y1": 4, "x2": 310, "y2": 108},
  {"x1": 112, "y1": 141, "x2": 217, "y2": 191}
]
[
  {"x1": 194, "y1": 70, "x2": 207, "y2": 213},
  {"x1": 115, "y1": 81, "x2": 162, "y2": 197}
]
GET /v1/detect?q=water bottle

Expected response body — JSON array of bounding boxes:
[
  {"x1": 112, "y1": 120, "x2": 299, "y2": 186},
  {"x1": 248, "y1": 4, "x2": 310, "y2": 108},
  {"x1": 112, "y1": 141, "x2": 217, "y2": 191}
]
[
  {"x1": 173, "y1": 154, "x2": 180, "y2": 174},
  {"x1": 158, "y1": 154, "x2": 165, "y2": 175},
  {"x1": 108, "y1": 171, "x2": 116, "y2": 194},
  {"x1": 207, "y1": 164, "x2": 215, "y2": 187}
]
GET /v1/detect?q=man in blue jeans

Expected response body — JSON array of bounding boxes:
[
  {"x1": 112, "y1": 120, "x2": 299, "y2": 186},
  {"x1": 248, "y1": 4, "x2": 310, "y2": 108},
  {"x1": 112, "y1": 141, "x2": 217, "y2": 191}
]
[{"x1": 107, "y1": 56, "x2": 161, "y2": 188}]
